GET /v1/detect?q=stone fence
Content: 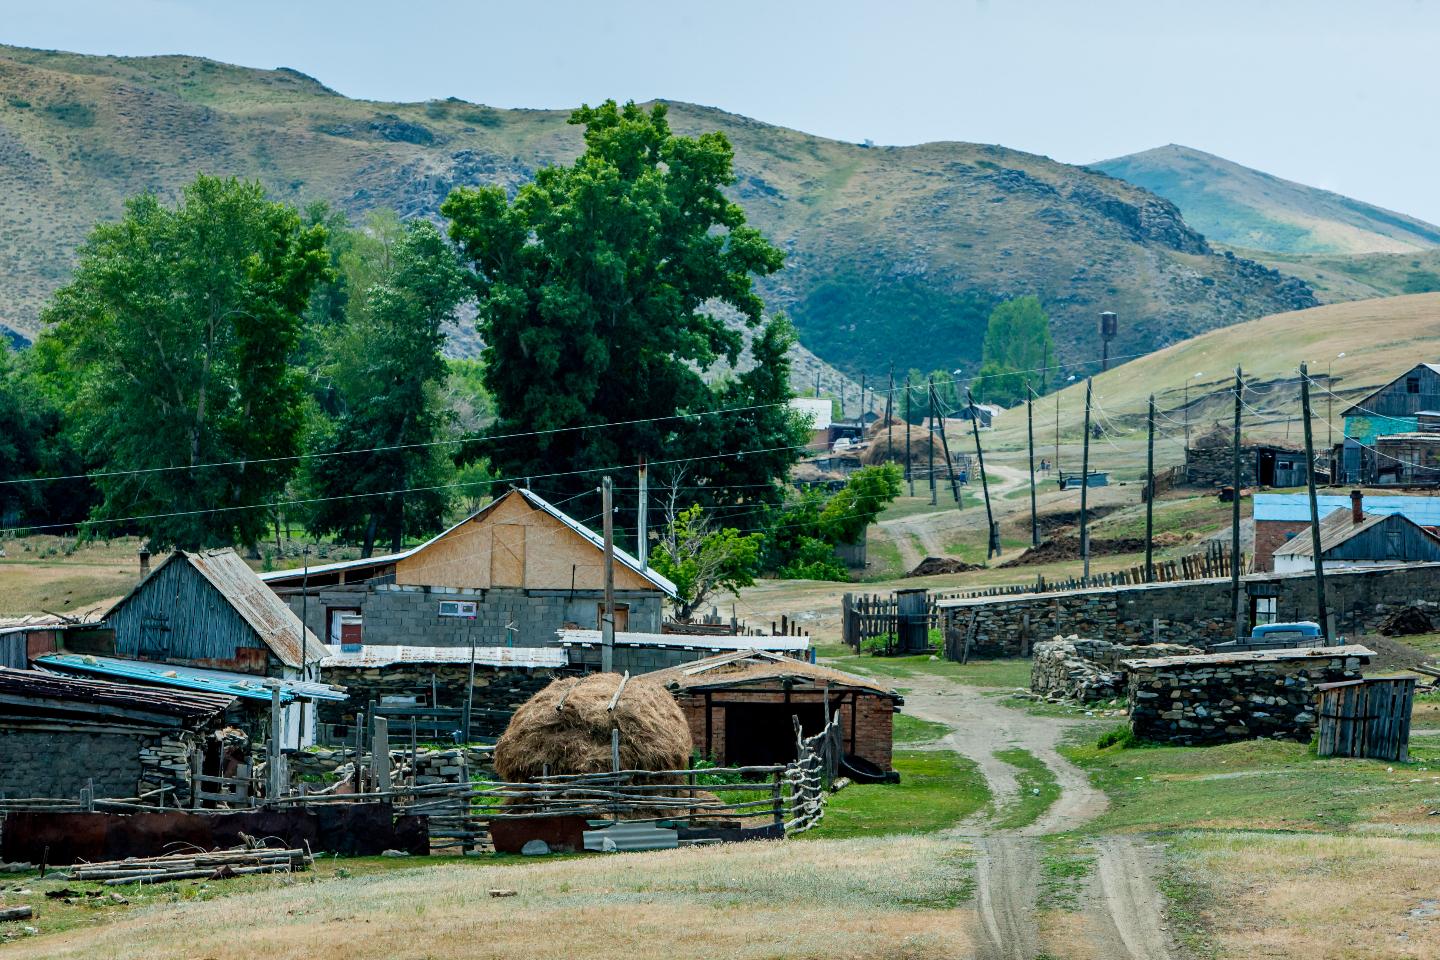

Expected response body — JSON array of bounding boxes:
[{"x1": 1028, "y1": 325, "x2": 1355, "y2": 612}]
[
  {"x1": 1030, "y1": 637, "x2": 1199, "y2": 703},
  {"x1": 939, "y1": 563, "x2": 1440, "y2": 657},
  {"x1": 1123, "y1": 645, "x2": 1372, "y2": 745}
]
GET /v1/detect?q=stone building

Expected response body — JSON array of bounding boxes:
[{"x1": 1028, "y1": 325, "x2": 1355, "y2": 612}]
[
  {"x1": 262, "y1": 488, "x2": 677, "y2": 650},
  {"x1": 647, "y1": 651, "x2": 902, "y2": 770}
]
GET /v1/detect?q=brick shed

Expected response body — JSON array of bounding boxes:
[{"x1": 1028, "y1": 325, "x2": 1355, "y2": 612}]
[{"x1": 646, "y1": 652, "x2": 903, "y2": 771}]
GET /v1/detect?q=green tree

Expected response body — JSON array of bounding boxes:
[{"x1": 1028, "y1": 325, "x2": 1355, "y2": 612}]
[
  {"x1": 974, "y1": 295, "x2": 1053, "y2": 406},
  {"x1": 304, "y1": 218, "x2": 469, "y2": 555},
  {"x1": 819, "y1": 464, "x2": 902, "y2": 545},
  {"x1": 766, "y1": 465, "x2": 902, "y2": 580},
  {"x1": 0, "y1": 343, "x2": 95, "y2": 530},
  {"x1": 38, "y1": 175, "x2": 329, "y2": 549},
  {"x1": 649, "y1": 503, "x2": 764, "y2": 622},
  {"x1": 441, "y1": 100, "x2": 794, "y2": 526}
]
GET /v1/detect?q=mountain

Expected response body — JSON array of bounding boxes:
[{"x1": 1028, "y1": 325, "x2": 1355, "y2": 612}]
[
  {"x1": 1093, "y1": 145, "x2": 1440, "y2": 256},
  {"x1": 0, "y1": 45, "x2": 1315, "y2": 380}
]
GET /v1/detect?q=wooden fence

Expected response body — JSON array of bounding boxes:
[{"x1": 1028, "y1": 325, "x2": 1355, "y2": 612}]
[
  {"x1": 841, "y1": 592, "x2": 939, "y2": 652},
  {"x1": 946, "y1": 544, "x2": 1248, "y2": 601},
  {"x1": 1316, "y1": 676, "x2": 1415, "y2": 762}
]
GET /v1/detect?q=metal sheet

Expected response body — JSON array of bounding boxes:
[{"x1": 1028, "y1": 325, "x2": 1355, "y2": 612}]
[
  {"x1": 557, "y1": 629, "x2": 811, "y2": 652},
  {"x1": 36, "y1": 654, "x2": 348, "y2": 703},
  {"x1": 320, "y1": 644, "x2": 567, "y2": 669}
]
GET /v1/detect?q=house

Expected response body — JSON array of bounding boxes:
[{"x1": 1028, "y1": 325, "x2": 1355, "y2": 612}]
[
  {"x1": 1252, "y1": 491, "x2": 1440, "y2": 571},
  {"x1": 1272, "y1": 496, "x2": 1440, "y2": 573},
  {"x1": 646, "y1": 651, "x2": 903, "y2": 770},
  {"x1": 788, "y1": 397, "x2": 834, "y2": 451},
  {"x1": 957, "y1": 403, "x2": 1003, "y2": 429},
  {"x1": 1340, "y1": 363, "x2": 1440, "y2": 483},
  {"x1": 0, "y1": 666, "x2": 234, "y2": 804},
  {"x1": 1185, "y1": 423, "x2": 1307, "y2": 488},
  {"x1": 556, "y1": 628, "x2": 811, "y2": 674},
  {"x1": 1371, "y1": 411, "x2": 1440, "y2": 485},
  {"x1": 261, "y1": 488, "x2": 677, "y2": 650}
]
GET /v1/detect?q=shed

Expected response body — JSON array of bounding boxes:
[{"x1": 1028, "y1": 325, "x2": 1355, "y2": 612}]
[
  {"x1": 1272, "y1": 501, "x2": 1440, "y2": 573},
  {"x1": 646, "y1": 651, "x2": 903, "y2": 770},
  {"x1": 0, "y1": 666, "x2": 235, "y2": 803}
]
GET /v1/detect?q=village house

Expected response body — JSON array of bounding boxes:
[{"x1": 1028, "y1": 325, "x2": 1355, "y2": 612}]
[
  {"x1": 1184, "y1": 422, "x2": 1307, "y2": 488},
  {"x1": 1339, "y1": 362, "x2": 1440, "y2": 483},
  {"x1": 1252, "y1": 491, "x2": 1440, "y2": 571},
  {"x1": 646, "y1": 651, "x2": 902, "y2": 771},
  {"x1": 261, "y1": 488, "x2": 677, "y2": 650},
  {"x1": 1271, "y1": 494, "x2": 1440, "y2": 573}
]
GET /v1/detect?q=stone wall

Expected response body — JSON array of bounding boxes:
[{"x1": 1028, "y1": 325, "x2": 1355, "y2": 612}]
[
  {"x1": 0, "y1": 727, "x2": 197, "y2": 802},
  {"x1": 942, "y1": 563, "x2": 1440, "y2": 657},
  {"x1": 284, "y1": 584, "x2": 665, "y2": 649},
  {"x1": 1125, "y1": 647, "x2": 1369, "y2": 745},
  {"x1": 1030, "y1": 637, "x2": 1199, "y2": 703}
]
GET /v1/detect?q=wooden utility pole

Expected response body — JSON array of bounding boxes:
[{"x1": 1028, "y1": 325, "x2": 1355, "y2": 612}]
[
  {"x1": 1054, "y1": 389, "x2": 1061, "y2": 477},
  {"x1": 1145, "y1": 393, "x2": 1156, "y2": 582},
  {"x1": 602, "y1": 475, "x2": 616, "y2": 673},
  {"x1": 1300, "y1": 362, "x2": 1330, "y2": 639},
  {"x1": 1183, "y1": 380, "x2": 1191, "y2": 472},
  {"x1": 1027, "y1": 381, "x2": 1039, "y2": 547},
  {"x1": 636, "y1": 458, "x2": 649, "y2": 569},
  {"x1": 905, "y1": 374, "x2": 914, "y2": 496},
  {"x1": 932, "y1": 384, "x2": 965, "y2": 514},
  {"x1": 1230, "y1": 367, "x2": 1244, "y2": 639},
  {"x1": 1080, "y1": 378, "x2": 1093, "y2": 585},
  {"x1": 967, "y1": 388, "x2": 997, "y2": 558},
  {"x1": 928, "y1": 375, "x2": 937, "y2": 505},
  {"x1": 462, "y1": 616, "x2": 477, "y2": 744},
  {"x1": 885, "y1": 363, "x2": 895, "y2": 465}
]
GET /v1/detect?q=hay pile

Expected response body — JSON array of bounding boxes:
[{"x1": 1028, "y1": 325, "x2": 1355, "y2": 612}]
[
  {"x1": 860, "y1": 425, "x2": 944, "y2": 467},
  {"x1": 493, "y1": 673, "x2": 692, "y2": 782}
]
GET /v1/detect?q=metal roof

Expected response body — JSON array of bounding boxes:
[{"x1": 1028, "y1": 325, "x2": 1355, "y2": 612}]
[
  {"x1": 1273, "y1": 509, "x2": 1440, "y2": 558},
  {"x1": 1121, "y1": 644, "x2": 1375, "y2": 670},
  {"x1": 1253, "y1": 493, "x2": 1440, "y2": 525},
  {"x1": 107, "y1": 550, "x2": 323, "y2": 669},
  {"x1": 319, "y1": 644, "x2": 568, "y2": 669},
  {"x1": 261, "y1": 489, "x2": 678, "y2": 598},
  {"x1": 645, "y1": 650, "x2": 900, "y2": 697},
  {"x1": 0, "y1": 665, "x2": 237, "y2": 723},
  {"x1": 556, "y1": 629, "x2": 811, "y2": 652},
  {"x1": 36, "y1": 653, "x2": 348, "y2": 703}
]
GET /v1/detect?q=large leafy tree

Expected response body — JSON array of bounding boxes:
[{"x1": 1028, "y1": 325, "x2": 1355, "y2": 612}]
[
  {"x1": 0, "y1": 343, "x2": 94, "y2": 530},
  {"x1": 38, "y1": 175, "x2": 329, "y2": 549},
  {"x1": 441, "y1": 100, "x2": 797, "y2": 527},
  {"x1": 973, "y1": 295, "x2": 1053, "y2": 406},
  {"x1": 304, "y1": 217, "x2": 469, "y2": 556},
  {"x1": 649, "y1": 504, "x2": 763, "y2": 622}
]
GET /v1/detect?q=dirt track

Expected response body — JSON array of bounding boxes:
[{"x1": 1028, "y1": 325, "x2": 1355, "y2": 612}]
[{"x1": 899, "y1": 674, "x2": 1177, "y2": 959}]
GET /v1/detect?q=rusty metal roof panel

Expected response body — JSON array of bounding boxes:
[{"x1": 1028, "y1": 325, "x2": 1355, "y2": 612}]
[{"x1": 183, "y1": 550, "x2": 322, "y2": 668}]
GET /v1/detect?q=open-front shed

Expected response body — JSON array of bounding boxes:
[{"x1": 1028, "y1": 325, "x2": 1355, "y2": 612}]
[{"x1": 647, "y1": 652, "x2": 903, "y2": 771}]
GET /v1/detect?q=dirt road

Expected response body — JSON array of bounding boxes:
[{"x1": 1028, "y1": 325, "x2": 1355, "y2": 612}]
[
  {"x1": 877, "y1": 463, "x2": 1033, "y2": 573},
  {"x1": 898, "y1": 674, "x2": 1177, "y2": 959}
]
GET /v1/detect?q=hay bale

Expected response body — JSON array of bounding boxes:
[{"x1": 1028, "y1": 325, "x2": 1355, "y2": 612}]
[
  {"x1": 493, "y1": 673, "x2": 692, "y2": 782},
  {"x1": 860, "y1": 425, "x2": 943, "y2": 466}
]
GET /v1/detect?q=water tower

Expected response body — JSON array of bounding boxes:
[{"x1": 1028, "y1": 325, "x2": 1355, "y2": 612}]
[{"x1": 1099, "y1": 311, "x2": 1118, "y2": 371}]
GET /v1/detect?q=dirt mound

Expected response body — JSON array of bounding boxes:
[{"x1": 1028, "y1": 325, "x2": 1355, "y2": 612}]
[
  {"x1": 1378, "y1": 605, "x2": 1435, "y2": 637},
  {"x1": 907, "y1": 556, "x2": 984, "y2": 577},
  {"x1": 999, "y1": 535, "x2": 1148, "y2": 568}
]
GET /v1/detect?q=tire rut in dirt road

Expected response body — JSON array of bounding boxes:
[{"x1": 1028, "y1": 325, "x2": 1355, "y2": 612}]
[
  {"x1": 1088, "y1": 836, "x2": 1176, "y2": 960},
  {"x1": 972, "y1": 836, "x2": 1040, "y2": 960}
]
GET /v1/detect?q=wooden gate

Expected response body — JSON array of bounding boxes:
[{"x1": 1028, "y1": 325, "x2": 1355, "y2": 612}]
[{"x1": 1315, "y1": 676, "x2": 1415, "y2": 762}]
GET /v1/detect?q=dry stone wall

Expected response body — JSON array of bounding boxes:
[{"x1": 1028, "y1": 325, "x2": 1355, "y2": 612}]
[{"x1": 1030, "y1": 637, "x2": 1199, "y2": 703}]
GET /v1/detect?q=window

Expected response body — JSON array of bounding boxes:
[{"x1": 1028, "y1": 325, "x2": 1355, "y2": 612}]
[
  {"x1": 439, "y1": 600, "x2": 477, "y2": 619},
  {"x1": 1254, "y1": 597, "x2": 1277, "y2": 625},
  {"x1": 597, "y1": 603, "x2": 630, "y2": 631},
  {"x1": 1408, "y1": 376, "x2": 1421, "y2": 394}
]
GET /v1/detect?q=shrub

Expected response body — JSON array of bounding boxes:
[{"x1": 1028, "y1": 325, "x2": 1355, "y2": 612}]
[
  {"x1": 1096, "y1": 723, "x2": 1138, "y2": 750},
  {"x1": 690, "y1": 752, "x2": 748, "y2": 784},
  {"x1": 862, "y1": 633, "x2": 895, "y2": 655}
]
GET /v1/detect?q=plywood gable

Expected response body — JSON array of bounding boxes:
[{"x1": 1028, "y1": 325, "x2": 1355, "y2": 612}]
[{"x1": 394, "y1": 493, "x2": 656, "y2": 591}]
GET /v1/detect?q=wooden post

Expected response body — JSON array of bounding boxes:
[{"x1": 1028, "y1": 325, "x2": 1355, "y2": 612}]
[
  {"x1": 905, "y1": 374, "x2": 914, "y2": 496},
  {"x1": 1027, "y1": 381, "x2": 1039, "y2": 548},
  {"x1": 637, "y1": 457, "x2": 649, "y2": 569},
  {"x1": 966, "y1": 387, "x2": 997, "y2": 558},
  {"x1": 928, "y1": 376, "x2": 937, "y2": 505},
  {"x1": 1145, "y1": 392, "x2": 1156, "y2": 582},
  {"x1": 373, "y1": 716, "x2": 391, "y2": 792},
  {"x1": 602, "y1": 475, "x2": 615, "y2": 673},
  {"x1": 932, "y1": 383, "x2": 964, "y2": 512},
  {"x1": 885, "y1": 362, "x2": 895, "y2": 465},
  {"x1": 1300, "y1": 362, "x2": 1330, "y2": 640},
  {"x1": 190, "y1": 749, "x2": 202, "y2": 810},
  {"x1": 462, "y1": 617, "x2": 477, "y2": 745},
  {"x1": 1231, "y1": 366, "x2": 1245, "y2": 639},
  {"x1": 1080, "y1": 378, "x2": 1093, "y2": 585},
  {"x1": 268, "y1": 686, "x2": 284, "y2": 802}
]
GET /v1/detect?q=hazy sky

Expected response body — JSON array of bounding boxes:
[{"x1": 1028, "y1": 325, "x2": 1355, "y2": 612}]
[{"x1": 7, "y1": 0, "x2": 1440, "y2": 221}]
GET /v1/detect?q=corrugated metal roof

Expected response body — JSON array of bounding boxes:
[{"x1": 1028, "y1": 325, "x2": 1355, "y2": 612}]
[
  {"x1": 319, "y1": 645, "x2": 568, "y2": 669},
  {"x1": 1273, "y1": 509, "x2": 1440, "y2": 559},
  {"x1": 646, "y1": 650, "x2": 900, "y2": 697},
  {"x1": 1, "y1": 665, "x2": 236, "y2": 721},
  {"x1": 36, "y1": 653, "x2": 348, "y2": 703},
  {"x1": 110, "y1": 550, "x2": 322, "y2": 668},
  {"x1": 259, "y1": 489, "x2": 678, "y2": 597},
  {"x1": 1253, "y1": 492, "x2": 1440, "y2": 525},
  {"x1": 257, "y1": 550, "x2": 404, "y2": 583},
  {"x1": 556, "y1": 629, "x2": 810, "y2": 652}
]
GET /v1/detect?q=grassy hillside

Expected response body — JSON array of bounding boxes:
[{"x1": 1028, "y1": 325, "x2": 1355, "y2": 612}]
[
  {"x1": 0, "y1": 45, "x2": 1315, "y2": 378},
  {"x1": 1094, "y1": 144, "x2": 1440, "y2": 256},
  {"x1": 1228, "y1": 245, "x2": 1440, "y2": 304}
]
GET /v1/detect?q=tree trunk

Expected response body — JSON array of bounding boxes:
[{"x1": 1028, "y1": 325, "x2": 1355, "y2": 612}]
[{"x1": 362, "y1": 513, "x2": 379, "y2": 559}]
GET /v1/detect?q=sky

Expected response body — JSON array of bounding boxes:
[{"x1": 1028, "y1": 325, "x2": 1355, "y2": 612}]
[{"x1": 6, "y1": 0, "x2": 1440, "y2": 222}]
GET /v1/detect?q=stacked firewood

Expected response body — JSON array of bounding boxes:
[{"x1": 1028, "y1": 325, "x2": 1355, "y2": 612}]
[{"x1": 63, "y1": 846, "x2": 311, "y2": 885}]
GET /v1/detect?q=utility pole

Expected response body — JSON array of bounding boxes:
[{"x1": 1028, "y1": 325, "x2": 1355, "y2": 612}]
[
  {"x1": 967, "y1": 388, "x2": 998, "y2": 558},
  {"x1": 462, "y1": 617, "x2": 477, "y2": 745},
  {"x1": 601, "y1": 475, "x2": 615, "y2": 673},
  {"x1": 1300, "y1": 362, "x2": 1330, "y2": 639},
  {"x1": 928, "y1": 375, "x2": 937, "y2": 506},
  {"x1": 1145, "y1": 394, "x2": 1156, "y2": 582},
  {"x1": 1027, "y1": 381, "x2": 1039, "y2": 547},
  {"x1": 905, "y1": 373, "x2": 914, "y2": 496},
  {"x1": 815, "y1": 369, "x2": 821, "y2": 398},
  {"x1": 1080, "y1": 378, "x2": 1093, "y2": 585},
  {"x1": 1183, "y1": 381, "x2": 1191, "y2": 473},
  {"x1": 1054, "y1": 389, "x2": 1061, "y2": 478},
  {"x1": 636, "y1": 458, "x2": 648, "y2": 569},
  {"x1": 932, "y1": 383, "x2": 965, "y2": 514},
  {"x1": 1230, "y1": 367, "x2": 1244, "y2": 640},
  {"x1": 860, "y1": 373, "x2": 866, "y2": 420},
  {"x1": 885, "y1": 362, "x2": 895, "y2": 464},
  {"x1": 299, "y1": 546, "x2": 310, "y2": 677}
]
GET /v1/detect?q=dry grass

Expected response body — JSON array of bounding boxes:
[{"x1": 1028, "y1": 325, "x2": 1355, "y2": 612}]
[
  {"x1": 6, "y1": 837, "x2": 978, "y2": 960},
  {"x1": 0, "y1": 536, "x2": 142, "y2": 615},
  {"x1": 1170, "y1": 831, "x2": 1440, "y2": 960}
]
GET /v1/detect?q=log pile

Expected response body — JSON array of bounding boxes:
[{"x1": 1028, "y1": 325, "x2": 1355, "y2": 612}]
[{"x1": 63, "y1": 846, "x2": 311, "y2": 885}]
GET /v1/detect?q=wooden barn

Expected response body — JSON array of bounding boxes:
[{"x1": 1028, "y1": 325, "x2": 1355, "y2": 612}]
[
  {"x1": 647, "y1": 652, "x2": 903, "y2": 771},
  {"x1": 1272, "y1": 493, "x2": 1440, "y2": 573},
  {"x1": 261, "y1": 488, "x2": 676, "y2": 649},
  {"x1": 1340, "y1": 362, "x2": 1440, "y2": 483}
]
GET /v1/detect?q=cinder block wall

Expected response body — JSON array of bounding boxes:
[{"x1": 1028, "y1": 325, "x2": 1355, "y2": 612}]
[{"x1": 315, "y1": 663, "x2": 569, "y2": 735}]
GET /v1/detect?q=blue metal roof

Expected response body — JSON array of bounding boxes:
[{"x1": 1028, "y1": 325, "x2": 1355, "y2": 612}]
[
  {"x1": 1254, "y1": 493, "x2": 1440, "y2": 525},
  {"x1": 35, "y1": 654, "x2": 348, "y2": 704}
]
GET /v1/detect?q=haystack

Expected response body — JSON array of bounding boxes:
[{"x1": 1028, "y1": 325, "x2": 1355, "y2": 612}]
[
  {"x1": 860, "y1": 424, "x2": 945, "y2": 467},
  {"x1": 493, "y1": 673, "x2": 692, "y2": 782}
]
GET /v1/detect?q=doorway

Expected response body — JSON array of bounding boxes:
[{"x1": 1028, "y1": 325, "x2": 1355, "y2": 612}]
[{"x1": 722, "y1": 702, "x2": 825, "y2": 766}]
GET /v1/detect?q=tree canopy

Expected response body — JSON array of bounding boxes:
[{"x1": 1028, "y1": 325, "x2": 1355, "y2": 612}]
[{"x1": 973, "y1": 295, "x2": 1054, "y2": 406}]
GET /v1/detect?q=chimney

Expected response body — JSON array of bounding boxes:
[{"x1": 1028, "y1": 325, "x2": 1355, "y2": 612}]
[
  {"x1": 138, "y1": 546, "x2": 151, "y2": 578},
  {"x1": 1351, "y1": 489, "x2": 1364, "y2": 525}
]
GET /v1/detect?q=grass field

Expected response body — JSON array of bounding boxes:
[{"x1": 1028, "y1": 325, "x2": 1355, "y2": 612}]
[
  {"x1": 801, "y1": 750, "x2": 988, "y2": 840},
  {"x1": 991, "y1": 747, "x2": 1061, "y2": 830}
]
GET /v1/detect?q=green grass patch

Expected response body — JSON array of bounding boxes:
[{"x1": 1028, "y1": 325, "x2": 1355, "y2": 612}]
[
  {"x1": 893, "y1": 712, "x2": 951, "y2": 744},
  {"x1": 1037, "y1": 836, "x2": 1095, "y2": 911},
  {"x1": 829, "y1": 652, "x2": 1031, "y2": 690},
  {"x1": 801, "y1": 749, "x2": 988, "y2": 839},
  {"x1": 991, "y1": 747, "x2": 1061, "y2": 829}
]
